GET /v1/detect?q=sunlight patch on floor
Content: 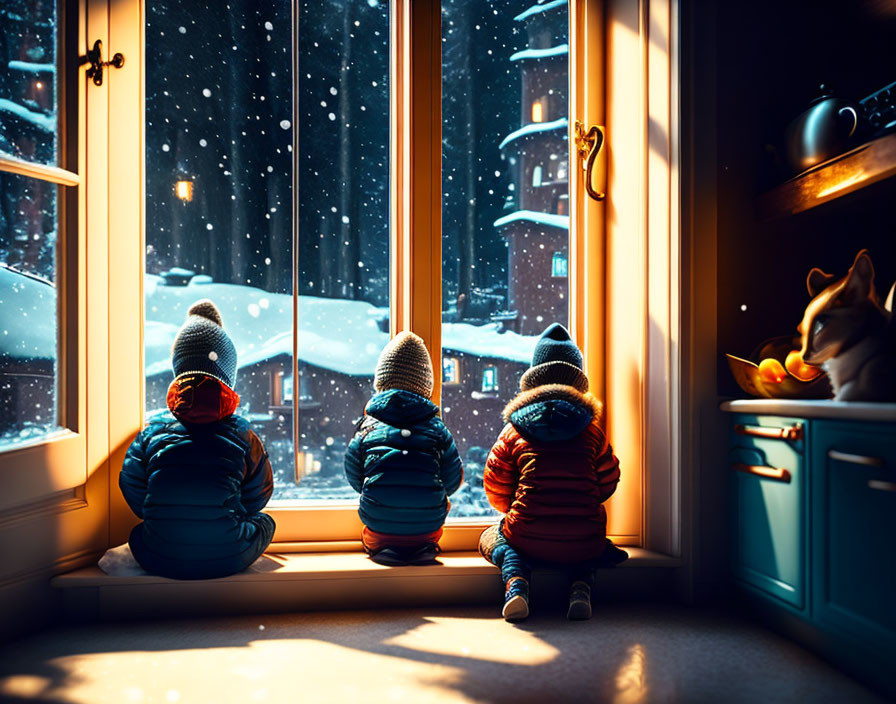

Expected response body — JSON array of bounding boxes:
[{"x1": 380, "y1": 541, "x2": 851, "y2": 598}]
[
  {"x1": 383, "y1": 615, "x2": 560, "y2": 665},
  {"x1": 0, "y1": 639, "x2": 480, "y2": 704}
]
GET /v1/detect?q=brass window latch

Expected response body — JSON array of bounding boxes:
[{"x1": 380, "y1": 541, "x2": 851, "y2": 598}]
[
  {"x1": 82, "y1": 40, "x2": 125, "y2": 87},
  {"x1": 574, "y1": 120, "x2": 606, "y2": 202}
]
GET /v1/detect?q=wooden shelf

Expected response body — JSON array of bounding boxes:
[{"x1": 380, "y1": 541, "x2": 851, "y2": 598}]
[{"x1": 759, "y1": 133, "x2": 896, "y2": 219}]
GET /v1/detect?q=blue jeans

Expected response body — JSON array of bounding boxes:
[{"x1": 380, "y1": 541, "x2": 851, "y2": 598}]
[{"x1": 478, "y1": 522, "x2": 626, "y2": 586}]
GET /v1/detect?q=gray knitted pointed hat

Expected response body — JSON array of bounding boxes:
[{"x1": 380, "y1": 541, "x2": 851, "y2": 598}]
[
  {"x1": 374, "y1": 331, "x2": 434, "y2": 399},
  {"x1": 171, "y1": 299, "x2": 238, "y2": 389},
  {"x1": 520, "y1": 323, "x2": 589, "y2": 392}
]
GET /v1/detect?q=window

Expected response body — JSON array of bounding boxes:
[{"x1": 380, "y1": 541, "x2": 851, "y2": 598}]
[
  {"x1": 481, "y1": 365, "x2": 498, "y2": 393},
  {"x1": 552, "y1": 251, "x2": 568, "y2": 277},
  {"x1": 121, "y1": 0, "x2": 679, "y2": 550},
  {"x1": 442, "y1": 356, "x2": 459, "y2": 385},
  {"x1": 1, "y1": 5, "x2": 62, "y2": 449},
  {"x1": 143, "y1": 0, "x2": 389, "y2": 503}
]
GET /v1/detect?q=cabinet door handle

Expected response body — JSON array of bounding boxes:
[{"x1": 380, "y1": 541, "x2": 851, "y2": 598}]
[
  {"x1": 827, "y1": 450, "x2": 885, "y2": 468},
  {"x1": 735, "y1": 423, "x2": 803, "y2": 441},
  {"x1": 732, "y1": 463, "x2": 792, "y2": 483},
  {"x1": 868, "y1": 480, "x2": 896, "y2": 492}
]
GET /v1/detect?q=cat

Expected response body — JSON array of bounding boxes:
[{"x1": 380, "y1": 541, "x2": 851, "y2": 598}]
[{"x1": 798, "y1": 249, "x2": 896, "y2": 402}]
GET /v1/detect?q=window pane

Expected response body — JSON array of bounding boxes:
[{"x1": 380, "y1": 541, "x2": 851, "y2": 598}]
[
  {"x1": 0, "y1": 1, "x2": 58, "y2": 165},
  {"x1": 0, "y1": 172, "x2": 62, "y2": 448},
  {"x1": 144, "y1": 0, "x2": 390, "y2": 502},
  {"x1": 441, "y1": 0, "x2": 569, "y2": 519}
]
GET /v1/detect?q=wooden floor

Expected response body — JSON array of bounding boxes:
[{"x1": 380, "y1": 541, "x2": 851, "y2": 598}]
[{"x1": 0, "y1": 603, "x2": 885, "y2": 704}]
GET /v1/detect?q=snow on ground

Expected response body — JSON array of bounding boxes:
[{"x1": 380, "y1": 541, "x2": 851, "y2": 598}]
[
  {"x1": 145, "y1": 274, "x2": 538, "y2": 377},
  {"x1": 498, "y1": 117, "x2": 568, "y2": 149},
  {"x1": 0, "y1": 265, "x2": 56, "y2": 360}
]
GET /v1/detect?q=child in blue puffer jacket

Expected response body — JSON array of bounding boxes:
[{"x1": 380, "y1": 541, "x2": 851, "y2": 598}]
[
  {"x1": 119, "y1": 300, "x2": 275, "y2": 580},
  {"x1": 345, "y1": 331, "x2": 463, "y2": 565}
]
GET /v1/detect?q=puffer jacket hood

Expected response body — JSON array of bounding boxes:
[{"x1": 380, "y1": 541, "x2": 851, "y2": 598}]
[
  {"x1": 365, "y1": 389, "x2": 439, "y2": 427},
  {"x1": 503, "y1": 384, "x2": 603, "y2": 443},
  {"x1": 485, "y1": 384, "x2": 619, "y2": 563}
]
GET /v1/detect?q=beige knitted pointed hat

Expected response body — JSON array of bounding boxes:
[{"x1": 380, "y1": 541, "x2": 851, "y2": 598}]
[{"x1": 374, "y1": 331, "x2": 434, "y2": 399}]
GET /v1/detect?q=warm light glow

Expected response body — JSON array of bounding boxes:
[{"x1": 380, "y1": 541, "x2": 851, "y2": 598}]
[
  {"x1": 816, "y1": 171, "x2": 867, "y2": 199},
  {"x1": 175, "y1": 179, "x2": 194, "y2": 202},
  {"x1": 531, "y1": 100, "x2": 544, "y2": 123},
  {"x1": 758, "y1": 358, "x2": 786, "y2": 385},
  {"x1": 34, "y1": 81, "x2": 44, "y2": 90},
  {"x1": 613, "y1": 644, "x2": 648, "y2": 704},
  {"x1": 385, "y1": 616, "x2": 560, "y2": 665}
]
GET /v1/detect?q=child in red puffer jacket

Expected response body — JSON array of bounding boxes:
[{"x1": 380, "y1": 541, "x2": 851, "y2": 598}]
[{"x1": 479, "y1": 324, "x2": 627, "y2": 622}]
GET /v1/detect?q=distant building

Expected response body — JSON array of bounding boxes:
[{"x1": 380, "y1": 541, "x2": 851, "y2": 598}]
[
  {"x1": 494, "y1": 1, "x2": 569, "y2": 336},
  {"x1": 144, "y1": 273, "x2": 536, "y2": 484}
]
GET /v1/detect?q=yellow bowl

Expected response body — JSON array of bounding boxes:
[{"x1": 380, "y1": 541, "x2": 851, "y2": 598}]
[{"x1": 726, "y1": 353, "x2": 833, "y2": 399}]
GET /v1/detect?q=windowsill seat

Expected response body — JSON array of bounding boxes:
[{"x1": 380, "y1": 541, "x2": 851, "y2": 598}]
[{"x1": 51, "y1": 548, "x2": 681, "y2": 622}]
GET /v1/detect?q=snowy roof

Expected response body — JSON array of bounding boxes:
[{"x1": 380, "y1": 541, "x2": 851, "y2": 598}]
[
  {"x1": 498, "y1": 117, "x2": 568, "y2": 149},
  {"x1": 8, "y1": 61, "x2": 56, "y2": 74},
  {"x1": 514, "y1": 0, "x2": 567, "y2": 22},
  {"x1": 494, "y1": 210, "x2": 570, "y2": 231},
  {"x1": 0, "y1": 99, "x2": 55, "y2": 132},
  {"x1": 442, "y1": 323, "x2": 537, "y2": 364},
  {"x1": 509, "y1": 44, "x2": 569, "y2": 62},
  {"x1": 0, "y1": 266, "x2": 56, "y2": 361},
  {"x1": 145, "y1": 276, "x2": 537, "y2": 379}
]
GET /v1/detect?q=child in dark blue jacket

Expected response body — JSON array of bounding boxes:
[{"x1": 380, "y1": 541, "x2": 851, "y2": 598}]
[
  {"x1": 120, "y1": 300, "x2": 275, "y2": 580},
  {"x1": 345, "y1": 331, "x2": 463, "y2": 565}
]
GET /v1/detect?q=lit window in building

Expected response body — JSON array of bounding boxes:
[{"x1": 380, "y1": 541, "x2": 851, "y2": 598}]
[
  {"x1": 482, "y1": 365, "x2": 499, "y2": 393},
  {"x1": 531, "y1": 99, "x2": 544, "y2": 123},
  {"x1": 556, "y1": 160, "x2": 568, "y2": 181},
  {"x1": 174, "y1": 179, "x2": 194, "y2": 202},
  {"x1": 552, "y1": 251, "x2": 568, "y2": 278},
  {"x1": 532, "y1": 165, "x2": 543, "y2": 187},
  {"x1": 443, "y1": 356, "x2": 460, "y2": 384},
  {"x1": 281, "y1": 374, "x2": 294, "y2": 403}
]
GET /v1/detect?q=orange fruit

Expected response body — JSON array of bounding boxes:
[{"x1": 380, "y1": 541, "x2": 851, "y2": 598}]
[
  {"x1": 758, "y1": 358, "x2": 787, "y2": 385},
  {"x1": 785, "y1": 350, "x2": 823, "y2": 381}
]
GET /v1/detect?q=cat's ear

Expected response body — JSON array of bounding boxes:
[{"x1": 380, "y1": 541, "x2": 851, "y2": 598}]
[
  {"x1": 806, "y1": 267, "x2": 835, "y2": 297},
  {"x1": 842, "y1": 249, "x2": 875, "y2": 302}
]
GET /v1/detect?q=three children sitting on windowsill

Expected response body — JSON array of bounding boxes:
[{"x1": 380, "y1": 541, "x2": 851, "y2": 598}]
[{"x1": 117, "y1": 301, "x2": 625, "y2": 620}]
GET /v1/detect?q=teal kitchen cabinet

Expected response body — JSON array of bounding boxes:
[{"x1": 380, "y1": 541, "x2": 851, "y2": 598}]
[
  {"x1": 722, "y1": 401, "x2": 896, "y2": 698},
  {"x1": 811, "y1": 420, "x2": 896, "y2": 653},
  {"x1": 729, "y1": 414, "x2": 807, "y2": 611}
]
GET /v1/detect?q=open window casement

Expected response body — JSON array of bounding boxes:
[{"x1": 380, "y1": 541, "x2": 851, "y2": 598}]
[
  {"x1": 0, "y1": 0, "x2": 116, "y2": 626},
  {"x1": 103, "y1": 0, "x2": 680, "y2": 555}
]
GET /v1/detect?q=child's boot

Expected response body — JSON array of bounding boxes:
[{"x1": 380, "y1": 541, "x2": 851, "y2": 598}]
[
  {"x1": 502, "y1": 576, "x2": 530, "y2": 621},
  {"x1": 567, "y1": 580, "x2": 592, "y2": 620}
]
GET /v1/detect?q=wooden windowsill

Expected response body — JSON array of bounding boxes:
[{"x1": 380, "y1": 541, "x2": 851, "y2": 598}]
[{"x1": 51, "y1": 549, "x2": 681, "y2": 621}]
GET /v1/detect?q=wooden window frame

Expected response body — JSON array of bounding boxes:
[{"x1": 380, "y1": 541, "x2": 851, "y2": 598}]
[
  {"x1": 0, "y1": 0, "x2": 114, "y2": 626},
  {"x1": 106, "y1": 0, "x2": 681, "y2": 557}
]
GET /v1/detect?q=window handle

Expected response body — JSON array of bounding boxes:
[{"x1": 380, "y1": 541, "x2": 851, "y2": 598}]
[
  {"x1": 81, "y1": 39, "x2": 125, "y2": 87},
  {"x1": 574, "y1": 120, "x2": 605, "y2": 201}
]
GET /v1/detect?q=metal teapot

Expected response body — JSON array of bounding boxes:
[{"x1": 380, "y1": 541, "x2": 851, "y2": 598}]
[{"x1": 784, "y1": 85, "x2": 859, "y2": 174}]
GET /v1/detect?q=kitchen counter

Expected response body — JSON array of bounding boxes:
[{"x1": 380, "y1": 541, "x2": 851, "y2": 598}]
[{"x1": 720, "y1": 399, "x2": 896, "y2": 421}]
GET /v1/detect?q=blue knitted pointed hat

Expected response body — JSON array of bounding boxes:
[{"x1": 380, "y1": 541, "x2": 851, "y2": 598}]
[
  {"x1": 520, "y1": 323, "x2": 589, "y2": 392},
  {"x1": 171, "y1": 299, "x2": 238, "y2": 389}
]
